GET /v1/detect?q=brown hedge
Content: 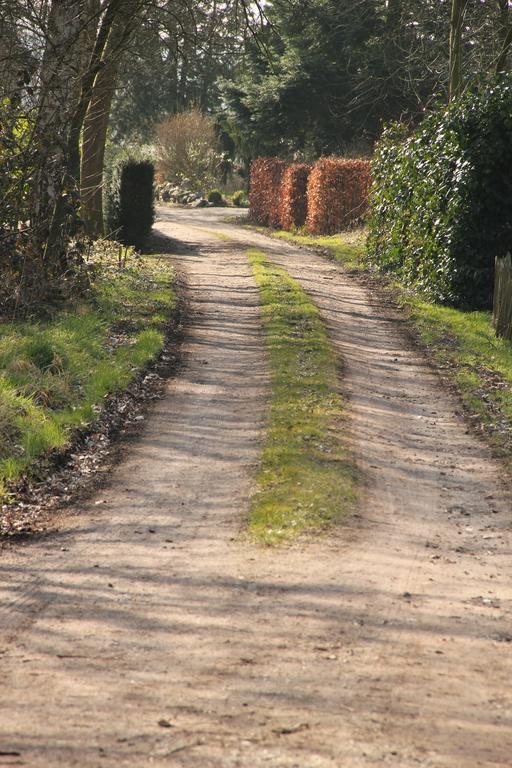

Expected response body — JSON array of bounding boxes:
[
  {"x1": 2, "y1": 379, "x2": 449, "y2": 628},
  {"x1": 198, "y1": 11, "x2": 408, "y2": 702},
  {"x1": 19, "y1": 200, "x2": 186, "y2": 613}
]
[
  {"x1": 249, "y1": 157, "x2": 288, "y2": 227},
  {"x1": 279, "y1": 163, "x2": 311, "y2": 231},
  {"x1": 306, "y1": 158, "x2": 371, "y2": 235}
]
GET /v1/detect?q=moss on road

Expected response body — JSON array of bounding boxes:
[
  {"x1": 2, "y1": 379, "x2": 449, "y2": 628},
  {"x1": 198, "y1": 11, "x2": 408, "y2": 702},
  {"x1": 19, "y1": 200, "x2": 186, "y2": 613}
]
[{"x1": 247, "y1": 248, "x2": 356, "y2": 544}]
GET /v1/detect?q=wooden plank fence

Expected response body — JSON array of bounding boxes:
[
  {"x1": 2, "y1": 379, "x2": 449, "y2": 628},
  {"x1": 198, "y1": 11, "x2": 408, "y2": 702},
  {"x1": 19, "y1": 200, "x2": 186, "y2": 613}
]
[{"x1": 493, "y1": 253, "x2": 512, "y2": 340}]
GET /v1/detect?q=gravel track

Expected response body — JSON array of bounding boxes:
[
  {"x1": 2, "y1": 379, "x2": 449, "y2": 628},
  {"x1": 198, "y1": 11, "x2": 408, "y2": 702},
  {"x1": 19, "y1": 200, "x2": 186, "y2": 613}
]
[{"x1": 0, "y1": 208, "x2": 510, "y2": 767}]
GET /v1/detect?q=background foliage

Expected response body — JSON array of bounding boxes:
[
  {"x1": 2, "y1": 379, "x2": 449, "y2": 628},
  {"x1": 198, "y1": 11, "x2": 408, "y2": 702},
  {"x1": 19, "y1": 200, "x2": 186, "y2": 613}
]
[
  {"x1": 220, "y1": 0, "x2": 508, "y2": 163},
  {"x1": 155, "y1": 108, "x2": 225, "y2": 191}
]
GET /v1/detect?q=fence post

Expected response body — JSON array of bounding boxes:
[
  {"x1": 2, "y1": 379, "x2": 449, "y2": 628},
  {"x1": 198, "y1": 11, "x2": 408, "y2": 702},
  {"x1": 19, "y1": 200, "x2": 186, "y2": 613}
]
[{"x1": 493, "y1": 253, "x2": 512, "y2": 340}]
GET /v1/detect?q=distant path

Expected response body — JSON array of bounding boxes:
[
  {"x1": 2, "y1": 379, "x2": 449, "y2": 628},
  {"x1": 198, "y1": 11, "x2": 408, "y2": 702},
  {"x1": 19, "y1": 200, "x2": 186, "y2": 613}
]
[{"x1": 0, "y1": 207, "x2": 510, "y2": 767}]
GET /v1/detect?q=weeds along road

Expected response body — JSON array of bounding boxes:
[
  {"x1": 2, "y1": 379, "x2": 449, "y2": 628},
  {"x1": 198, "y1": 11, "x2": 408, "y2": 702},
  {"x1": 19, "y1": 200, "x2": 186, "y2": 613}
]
[{"x1": 0, "y1": 206, "x2": 511, "y2": 767}]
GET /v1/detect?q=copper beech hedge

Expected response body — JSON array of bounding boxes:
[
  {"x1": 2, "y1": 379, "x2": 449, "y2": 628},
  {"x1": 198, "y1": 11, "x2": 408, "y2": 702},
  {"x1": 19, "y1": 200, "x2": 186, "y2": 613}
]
[
  {"x1": 279, "y1": 163, "x2": 311, "y2": 230},
  {"x1": 250, "y1": 156, "x2": 371, "y2": 234},
  {"x1": 305, "y1": 158, "x2": 371, "y2": 235},
  {"x1": 249, "y1": 157, "x2": 288, "y2": 228}
]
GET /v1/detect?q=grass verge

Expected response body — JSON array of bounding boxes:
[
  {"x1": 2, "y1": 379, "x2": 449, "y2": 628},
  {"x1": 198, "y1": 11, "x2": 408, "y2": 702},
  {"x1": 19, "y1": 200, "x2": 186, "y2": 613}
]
[
  {"x1": 257, "y1": 227, "x2": 512, "y2": 472},
  {"x1": 247, "y1": 248, "x2": 356, "y2": 545},
  {"x1": 0, "y1": 242, "x2": 177, "y2": 504},
  {"x1": 267, "y1": 228, "x2": 366, "y2": 270}
]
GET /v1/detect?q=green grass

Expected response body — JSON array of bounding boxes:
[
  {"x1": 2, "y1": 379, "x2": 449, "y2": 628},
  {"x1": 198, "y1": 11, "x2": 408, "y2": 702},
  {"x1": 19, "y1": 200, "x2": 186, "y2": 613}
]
[
  {"x1": 247, "y1": 248, "x2": 356, "y2": 545},
  {"x1": 262, "y1": 227, "x2": 512, "y2": 471},
  {"x1": 268, "y1": 228, "x2": 366, "y2": 270},
  {"x1": 239, "y1": 219, "x2": 366, "y2": 269},
  {"x1": 0, "y1": 243, "x2": 177, "y2": 507}
]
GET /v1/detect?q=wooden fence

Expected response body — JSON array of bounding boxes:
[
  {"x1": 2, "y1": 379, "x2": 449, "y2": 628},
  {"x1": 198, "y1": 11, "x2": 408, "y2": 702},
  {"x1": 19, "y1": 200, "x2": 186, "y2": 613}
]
[{"x1": 493, "y1": 253, "x2": 512, "y2": 340}]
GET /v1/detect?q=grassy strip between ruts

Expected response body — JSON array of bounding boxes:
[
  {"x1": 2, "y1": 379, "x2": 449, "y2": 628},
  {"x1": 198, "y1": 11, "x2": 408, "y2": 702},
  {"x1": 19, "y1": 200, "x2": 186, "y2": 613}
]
[
  {"x1": 256, "y1": 226, "x2": 512, "y2": 473},
  {"x1": 247, "y1": 248, "x2": 356, "y2": 545},
  {"x1": 0, "y1": 243, "x2": 177, "y2": 506}
]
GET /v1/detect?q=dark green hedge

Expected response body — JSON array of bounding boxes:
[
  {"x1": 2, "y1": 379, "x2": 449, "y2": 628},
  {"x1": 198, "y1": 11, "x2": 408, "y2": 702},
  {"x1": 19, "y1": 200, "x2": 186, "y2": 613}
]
[
  {"x1": 367, "y1": 85, "x2": 512, "y2": 309},
  {"x1": 105, "y1": 159, "x2": 154, "y2": 250}
]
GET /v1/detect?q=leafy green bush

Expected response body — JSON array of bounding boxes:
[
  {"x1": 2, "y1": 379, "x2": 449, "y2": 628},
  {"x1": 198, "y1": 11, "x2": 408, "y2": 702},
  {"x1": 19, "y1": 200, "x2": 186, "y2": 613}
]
[
  {"x1": 232, "y1": 190, "x2": 247, "y2": 207},
  {"x1": 105, "y1": 159, "x2": 154, "y2": 250},
  {"x1": 367, "y1": 84, "x2": 512, "y2": 309},
  {"x1": 0, "y1": 101, "x2": 44, "y2": 313},
  {"x1": 207, "y1": 189, "x2": 224, "y2": 206}
]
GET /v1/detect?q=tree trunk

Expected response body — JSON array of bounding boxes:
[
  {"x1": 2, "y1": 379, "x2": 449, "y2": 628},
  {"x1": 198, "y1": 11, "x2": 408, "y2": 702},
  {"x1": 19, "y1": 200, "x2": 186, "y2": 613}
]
[
  {"x1": 34, "y1": 0, "x2": 83, "y2": 273},
  {"x1": 43, "y1": 0, "x2": 141, "y2": 260},
  {"x1": 66, "y1": 0, "x2": 125, "y2": 188},
  {"x1": 449, "y1": 0, "x2": 468, "y2": 102},
  {"x1": 496, "y1": 0, "x2": 512, "y2": 75},
  {"x1": 80, "y1": 2, "x2": 143, "y2": 237},
  {"x1": 80, "y1": 57, "x2": 119, "y2": 237}
]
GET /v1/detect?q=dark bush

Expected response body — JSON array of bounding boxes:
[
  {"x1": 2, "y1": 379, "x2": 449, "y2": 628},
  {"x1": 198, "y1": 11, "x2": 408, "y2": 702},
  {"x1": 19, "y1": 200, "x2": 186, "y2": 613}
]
[
  {"x1": 367, "y1": 84, "x2": 512, "y2": 310},
  {"x1": 207, "y1": 189, "x2": 224, "y2": 206},
  {"x1": 105, "y1": 159, "x2": 154, "y2": 250},
  {"x1": 232, "y1": 190, "x2": 247, "y2": 207}
]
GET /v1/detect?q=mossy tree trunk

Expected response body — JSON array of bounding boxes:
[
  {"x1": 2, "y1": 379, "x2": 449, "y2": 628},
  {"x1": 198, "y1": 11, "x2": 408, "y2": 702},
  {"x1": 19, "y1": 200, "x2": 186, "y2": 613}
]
[
  {"x1": 496, "y1": 0, "x2": 512, "y2": 75},
  {"x1": 80, "y1": 1, "x2": 142, "y2": 237},
  {"x1": 33, "y1": 0, "x2": 83, "y2": 275},
  {"x1": 449, "y1": 0, "x2": 468, "y2": 102}
]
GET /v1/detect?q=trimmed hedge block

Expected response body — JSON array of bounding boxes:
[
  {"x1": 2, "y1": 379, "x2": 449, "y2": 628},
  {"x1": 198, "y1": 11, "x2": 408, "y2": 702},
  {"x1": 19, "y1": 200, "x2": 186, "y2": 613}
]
[
  {"x1": 106, "y1": 159, "x2": 154, "y2": 250},
  {"x1": 249, "y1": 157, "x2": 288, "y2": 227},
  {"x1": 306, "y1": 158, "x2": 371, "y2": 235}
]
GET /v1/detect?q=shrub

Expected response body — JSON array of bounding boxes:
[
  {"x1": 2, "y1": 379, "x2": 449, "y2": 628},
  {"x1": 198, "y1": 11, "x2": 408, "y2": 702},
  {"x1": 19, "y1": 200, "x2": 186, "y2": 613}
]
[
  {"x1": 367, "y1": 85, "x2": 512, "y2": 310},
  {"x1": 155, "y1": 108, "x2": 224, "y2": 192},
  {"x1": 249, "y1": 157, "x2": 288, "y2": 227},
  {"x1": 105, "y1": 159, "x2": 154, "y2": 250},
  {"x1": 0, "y1": 102, "x2": 46, "y2": 314},
  {"x1": 280, "y1": 163, "x2": 311, "y2": 230},
  {"x1": 306, "y1": 158, "x2": 371, "y2": 235},
  {"x1": 232, "y1": 190, "x2": 247, "y2": 207},
  {"x1": 208, "y1": 189, "x2": 224, "y2": 206}
]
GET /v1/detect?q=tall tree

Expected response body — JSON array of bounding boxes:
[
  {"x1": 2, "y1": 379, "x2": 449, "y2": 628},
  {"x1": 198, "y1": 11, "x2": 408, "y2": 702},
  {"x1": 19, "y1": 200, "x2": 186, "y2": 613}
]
[
  {"x1": 109, "y1": 0, "x2": 245, "y2": 144},
  {"x1": 449, "y1": 0, "x2": 468, "y2": 101},
  {"x1": 221, "y1": 0, "x2": 388, "y2": 160},
  {"x1": 1, "y1": 0, "x2": 149, "y2": 298},
  {"x1": 496, "y1": 0, "x2": 512, "y2": 75},
  {"x1": 33, "y1": 0, "x2": 84, "y2": 269},
  {"x1": 80, "y1": 0, "x2": 143, "y2": 236},
  {"x1": 36, "y1": 0, "x2": 148, "y2": 268}
]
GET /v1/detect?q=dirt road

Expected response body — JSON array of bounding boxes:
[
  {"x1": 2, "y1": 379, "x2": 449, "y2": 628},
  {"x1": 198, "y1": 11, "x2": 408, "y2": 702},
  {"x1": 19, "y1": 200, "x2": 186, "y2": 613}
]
[{"x1": 0, "y1": 208, "x2": 510, "y2": 767}]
